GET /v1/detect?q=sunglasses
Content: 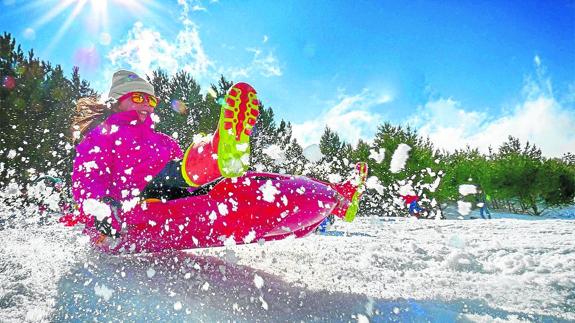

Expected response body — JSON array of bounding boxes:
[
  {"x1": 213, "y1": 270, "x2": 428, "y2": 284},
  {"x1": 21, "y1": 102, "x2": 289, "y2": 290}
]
[{"x1": 119, "y1": 92, "x2": 158, "y2": 108}]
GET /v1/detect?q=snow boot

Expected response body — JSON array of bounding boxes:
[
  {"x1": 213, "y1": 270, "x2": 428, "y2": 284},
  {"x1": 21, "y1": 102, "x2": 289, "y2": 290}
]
[
  {"x1": 216, "y1": 82, "x2": 260, "y2": 178},
  {"x1": 330, "y1": 162, "x2": 369, "y2": 222},
  {"x1": 181, "y1": 82, "x2": 259, "y2": 186},
  {"x1": 181, "y1": 134, "x2": 222, "y2": 187}
]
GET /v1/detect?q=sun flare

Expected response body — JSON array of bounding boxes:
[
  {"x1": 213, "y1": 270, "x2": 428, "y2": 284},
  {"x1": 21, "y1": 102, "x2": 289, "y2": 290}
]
[{"x1": 26, "y1": 0, "x2": 157, "y2": 54}]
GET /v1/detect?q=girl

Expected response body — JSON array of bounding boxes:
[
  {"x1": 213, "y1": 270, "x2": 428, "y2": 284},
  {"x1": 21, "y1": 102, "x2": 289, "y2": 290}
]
[{"x1": 71, "y1": 70, "x2": 259, "y2": 237}]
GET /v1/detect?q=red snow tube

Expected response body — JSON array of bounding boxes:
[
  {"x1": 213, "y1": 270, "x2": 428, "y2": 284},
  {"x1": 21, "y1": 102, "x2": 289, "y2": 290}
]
[{"x1": 81, "y1": 172, "x2": 352, "y2": 254}]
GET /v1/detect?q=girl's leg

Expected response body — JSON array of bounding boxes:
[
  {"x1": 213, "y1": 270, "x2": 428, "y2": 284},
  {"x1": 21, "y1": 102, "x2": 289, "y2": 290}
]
[
  {"x1": 142, "y1": 82, "x2": 260, "y2": 199},
  {"x1": 182, "y1": 82, "x2": 259, "y2": 186},
  {"x1": 141, "y1": 160, "x2": 192, "y2": 200}
]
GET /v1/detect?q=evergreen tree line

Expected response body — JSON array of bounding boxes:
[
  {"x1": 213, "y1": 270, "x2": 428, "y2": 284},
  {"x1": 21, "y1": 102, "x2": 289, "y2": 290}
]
[
  {"x1": 0, "y1": 33, "x2": 96, "y2": 189},
  {"x1": 1, "y1": 33, "x2": 573, "y2": 216},
  {"x1": 307, "y1": 118, "x2": 574, "y2": 217}
]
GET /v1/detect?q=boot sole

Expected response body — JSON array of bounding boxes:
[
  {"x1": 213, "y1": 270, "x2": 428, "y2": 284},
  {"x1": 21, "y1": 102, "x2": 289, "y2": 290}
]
[{"x1": 217, "y1": 82, "x2": 260, "y2": 178}]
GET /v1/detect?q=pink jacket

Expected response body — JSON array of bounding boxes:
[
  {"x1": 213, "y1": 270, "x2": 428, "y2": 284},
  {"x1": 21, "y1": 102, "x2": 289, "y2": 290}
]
[{"x1": 72, "y1": 110, "x2": 183, "y2": 205}]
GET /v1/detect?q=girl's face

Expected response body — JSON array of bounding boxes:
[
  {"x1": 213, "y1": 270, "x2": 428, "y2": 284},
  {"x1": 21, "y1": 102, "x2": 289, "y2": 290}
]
[{"x1": 117, "y1": 92, "x2": 158, "y2": 122}]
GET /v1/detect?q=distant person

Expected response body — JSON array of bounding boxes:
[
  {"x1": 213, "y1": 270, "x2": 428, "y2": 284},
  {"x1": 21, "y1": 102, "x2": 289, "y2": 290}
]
[
  {"x1": 316, "y1": 215, "x2": 335, "y2": 233},
  {"x1": 477, "y1": 190, "x2": 492, "y2": 219},
  {"x1": 401, "y1": 194, "x2": 422, "y2": 218}
]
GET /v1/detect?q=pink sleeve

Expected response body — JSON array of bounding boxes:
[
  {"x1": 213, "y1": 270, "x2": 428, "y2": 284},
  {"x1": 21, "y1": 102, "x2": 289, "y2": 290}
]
[
  {"x1": 72, "y1": 128, "x2": 113, "y2": 203},
  {"x1": 168, "y1": 136, "x2": 184, "y2": 159}
]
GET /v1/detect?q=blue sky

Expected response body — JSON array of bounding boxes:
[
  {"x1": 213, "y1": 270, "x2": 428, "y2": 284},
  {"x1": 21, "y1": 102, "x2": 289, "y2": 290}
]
[{"x1": 1, "y1": 0, "x2": 574, "y2": 156}]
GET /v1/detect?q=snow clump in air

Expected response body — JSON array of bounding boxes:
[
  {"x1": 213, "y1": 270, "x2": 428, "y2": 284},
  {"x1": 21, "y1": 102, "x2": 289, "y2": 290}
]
[
  {"x1": 82, "y1": 199, "x2": 111, "y2": 221},
  {"x1": 263, "y1": 144, "x2": 286, "y2": 164},
  {"x1": 459, "y1": 184, "x2": 477, "y2": 196},
  {"x1": 94, "y1": 284, "x2": 114, "y2": 301},
  {"x1": 253, "y1": 274, "x2": 264, "y2": 289},
  {"x1": 457, "y1": 201, "x2": 472, "y2": 215},
  {"x1": 390, "y1": 144, "x2": 411, "y2": 173},
  {"x1": 82, "y1": 161, "x2": 98, "y2": 173},
  {"x1": 7, "y1": 149, "x2": 17, "y2": 159},
  {"x1": 369, "y1": 148, "x2": 385, "y2": 163},
  {"x1": 302, "y1": 144, "x2": 323, "y2": 163},
  {"x1": 258, "y1": 180, "x2": 281, "y2": 202},
  {"x1": 366, "y1": 176, "x2": 385, "y2": 195},
  {"x1": 397, "y1": 182, "x2": 415, "y2": 196},
  {"x1": 236, "y1": 143, "x2": 249, "y2": 152},
  {"x1": 327, "y1": 173, "x2": 342, "y2": 184},
  {"x1": 218, "y1": 202, "x2": 229, "y2": 216},
  {"x1": 243, "y1": 230, "x2": 256, "y2": 244}
]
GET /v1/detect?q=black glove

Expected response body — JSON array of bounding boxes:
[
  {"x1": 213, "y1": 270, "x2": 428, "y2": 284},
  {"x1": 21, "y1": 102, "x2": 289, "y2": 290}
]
[{"x1": 94, "y1": 197, "x2": 122, "y2": 238}]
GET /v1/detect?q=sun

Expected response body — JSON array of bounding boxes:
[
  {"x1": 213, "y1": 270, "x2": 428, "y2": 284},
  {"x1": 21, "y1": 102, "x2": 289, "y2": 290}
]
[
  {"x1": 89, "y1": 0, "x2": 108, "y2": 14},
  {"x1": 25, "y1": 0, "x2": 157, "y2": 53}
]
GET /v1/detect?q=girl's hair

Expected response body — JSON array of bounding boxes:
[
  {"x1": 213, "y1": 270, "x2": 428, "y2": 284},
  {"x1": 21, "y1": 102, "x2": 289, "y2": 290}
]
[{"x1": 71, "y1": 97, "x2": 119, "y2": 143}]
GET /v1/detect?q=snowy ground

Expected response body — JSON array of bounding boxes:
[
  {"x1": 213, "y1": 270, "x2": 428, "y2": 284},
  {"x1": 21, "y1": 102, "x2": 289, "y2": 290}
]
[{"x1": 0, "y1": 209, "x2": 574, "y2": 322}]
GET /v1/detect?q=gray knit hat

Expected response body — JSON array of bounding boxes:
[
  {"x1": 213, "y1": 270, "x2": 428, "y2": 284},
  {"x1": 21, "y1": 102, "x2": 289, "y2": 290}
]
[{"x1": 108, "y1": 70, "x2": 155, "y2": 100}]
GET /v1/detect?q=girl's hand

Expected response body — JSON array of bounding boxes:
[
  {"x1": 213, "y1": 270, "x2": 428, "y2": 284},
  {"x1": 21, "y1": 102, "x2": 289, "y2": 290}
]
[{"x1": 94, "y1": 197, "x2": 122, "y2": 237}]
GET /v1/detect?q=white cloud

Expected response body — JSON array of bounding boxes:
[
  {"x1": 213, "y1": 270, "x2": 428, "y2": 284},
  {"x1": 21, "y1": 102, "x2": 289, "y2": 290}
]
[
  {"x1": 248, "y1": 48, "x2": 282, "y2": 77},
  {"x1": 192, "y1": 5, "x2": 207, "y2": 11},
  {"x1": 292, "y1": 89, "x2": 390, "y2": 148},
  {"x1": 534, "y1": 54, "x2": 541, "y2": 67},
  {"x1": 102, "y1": 0, "x2": 281, "y2": 94},
  {"x1": 409, "y1": 57, "x2": 575, "y2": 157},
  {"x1": 23, "y1": 28, "x2": 36, "y2": 40},
  {"x1": 107, "y1": 19, "x2": 212, "y2": 79},
  {"x1": 220, "y1": 48, "x2": 282, "y2": 80}
]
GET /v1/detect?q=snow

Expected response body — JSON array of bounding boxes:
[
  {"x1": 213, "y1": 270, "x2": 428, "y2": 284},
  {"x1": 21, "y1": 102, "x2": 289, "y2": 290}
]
[
  {"x1": 258, "y1": 180, "x2": 281, "y2": 202},
  {"x1": 302, "y1": 144, "x2": 323, "y2": 163},
  {"x1": 94, "y1": 283, "x2": 114, "y2": 301},
  {"x1": 366, "y1": 176, "x2": 385, "y2": 195},
  {"x1": 81, "y1": 160, "x2": 99, "y2": 173},
  {"x1": 243, "y1": 230, "x2": 256, "y2": 244},
  {"x1": 459, "y1": 184, "x2": 478, "y2": 196},
  {"x1": 0, "y1": 206, "x2": 573, "y2": 322},
  {"x1": 81, "y1": 198, "x2": 111, "y2": 221},
  {"x1": 262, "y1": 144, "x2": 285, "y2": 163},
  {"x1": 236, "y1": 143, "x2": 249, "y2": 153},
  {"x1": 457, "y1": 200, "x2": 473, "y2": 216},
  {"x1": 254, "y1": 274, "x2": 264, "y2": 289},
  {"x1": 369, "y1": 148, "x2": 385, "y2": 163},
  {"x1": 217, "y1": 202, "x2": 229, "y2": 216},
  {"x1": 209, "y1": 210, "x2": 217, "y2": 223},
  {"x1": 7, "y1": 149, "x2": 17, "y2": 159},
  {"x1": 390, "y1": 144, "x2": 411, "y2": 173},
  {"x1": 327, "y1": 173, "x2": 343, "y2": 184}
]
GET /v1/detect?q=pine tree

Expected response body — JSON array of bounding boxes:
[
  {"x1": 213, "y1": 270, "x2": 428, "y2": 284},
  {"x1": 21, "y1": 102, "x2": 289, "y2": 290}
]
[{"x1": 0, "y1": 33, "x2": 97, "y2": 189}]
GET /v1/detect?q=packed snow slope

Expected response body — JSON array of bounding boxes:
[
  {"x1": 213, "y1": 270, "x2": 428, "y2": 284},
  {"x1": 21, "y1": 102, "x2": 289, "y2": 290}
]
[{"x1": 0, "y1": 210, "x2": 574, "y2": 322}]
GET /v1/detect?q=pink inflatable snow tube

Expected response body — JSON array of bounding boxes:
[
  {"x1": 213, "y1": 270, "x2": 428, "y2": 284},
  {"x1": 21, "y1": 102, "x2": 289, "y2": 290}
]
[{"x1": 85, "y1": 171, "x2": 349, "y2": 254}]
